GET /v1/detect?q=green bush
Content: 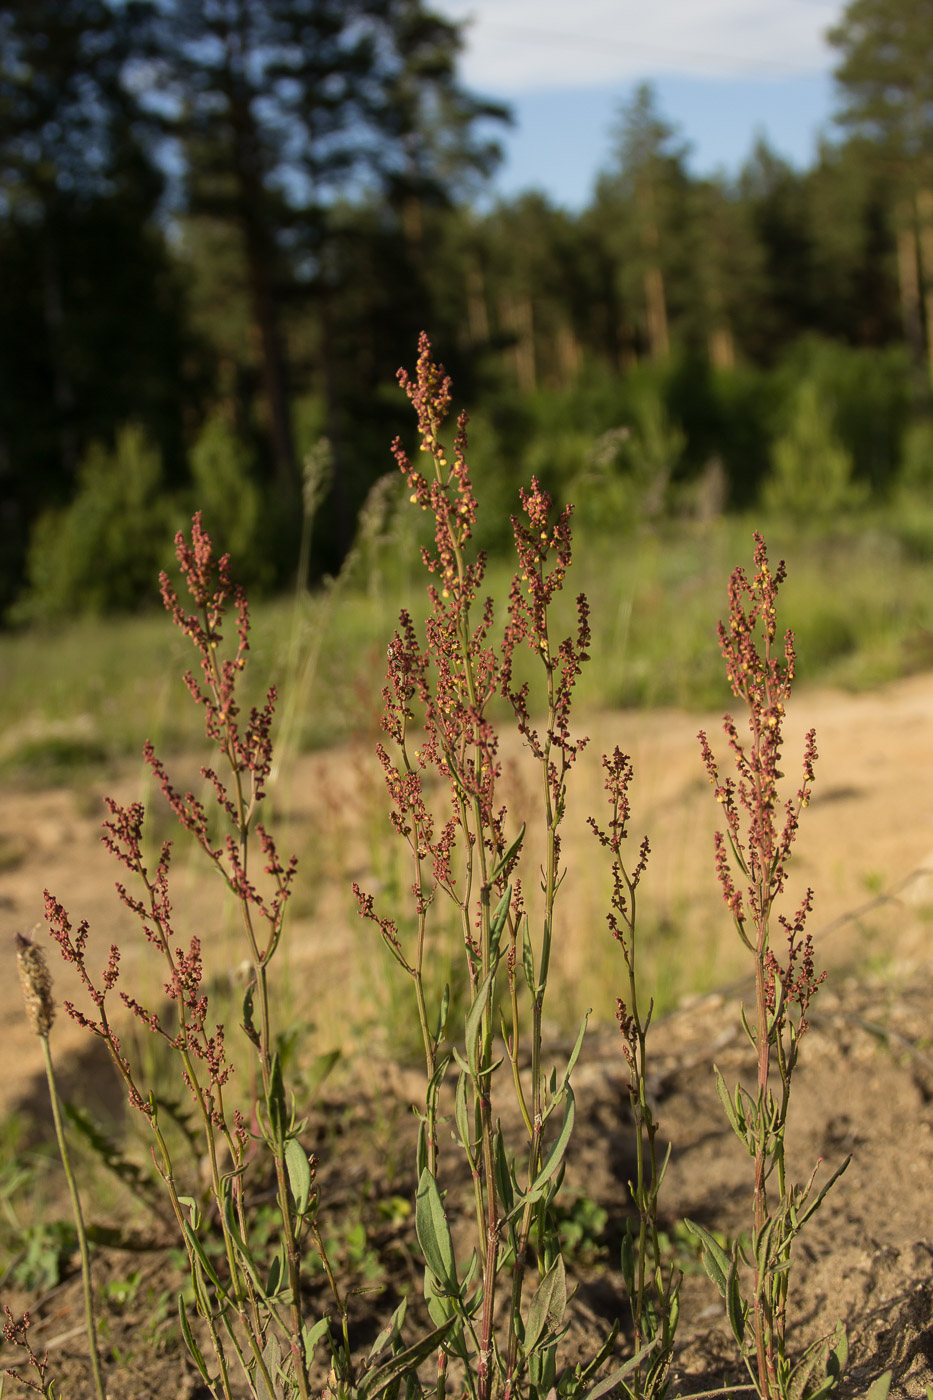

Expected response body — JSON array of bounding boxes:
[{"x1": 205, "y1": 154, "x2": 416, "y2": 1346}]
[
  {"x1": 12, "y1": 425, "x2": 176, "y2": 623},
  {"x1": 763, "y1": 380, "x2": 867, "y2": 521},
  {"x1": 188, "y1": 411, "x2": 275, "y2": 591}
]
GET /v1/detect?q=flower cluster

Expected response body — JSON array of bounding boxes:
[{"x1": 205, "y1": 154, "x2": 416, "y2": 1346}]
[{"x1": 698, "y1": 532, "x2": 823, "y2": 1036}]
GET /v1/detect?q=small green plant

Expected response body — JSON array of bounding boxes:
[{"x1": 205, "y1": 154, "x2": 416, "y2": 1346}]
[
  {"x1": 1, "y1": 340, "x2": 901, "y2": 1400},
  {"x1": 355, "y1": 336, "x2": 658, "y2": 1400},
  {"x1": 763, "y1": 382, "x2": 866, "y2": 522},
  {"x1": 691, "y1": 536, "x2": 848, "y2": 1400},
  {"x1": 589, "y1": 751, "x2": 680, "y2": 1399},
  {"x1": 13, "y1": 424, "x2": 175, "y2": 623},
  {"x1": 12, "y1": 934, "x2": 105, "y2": 1399}
]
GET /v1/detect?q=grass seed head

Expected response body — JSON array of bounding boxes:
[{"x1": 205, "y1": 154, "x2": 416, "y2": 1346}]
[{"x1": 15, "y1": 931, "x2": 56, "y2": 1037}]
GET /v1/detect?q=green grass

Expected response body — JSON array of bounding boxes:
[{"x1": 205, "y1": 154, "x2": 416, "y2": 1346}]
[{"x1": 2, "y1": 507, "x2": 933, "y2": 784}]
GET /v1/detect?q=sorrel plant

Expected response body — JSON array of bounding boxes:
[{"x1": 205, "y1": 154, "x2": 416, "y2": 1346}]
[
  {"x1": 355, "y1": 334, "x2": 632, "y2": 1400},
  {"x1": 3, "y1": 340, "x2": 887, "y2": 1400},
  {"x1": 589, "y1": 754, "x2": 680, "y2": 1400},
  {"x1": 689, "y1": 535, "x2": 848, "y2": 1400},
  {"x1": 35, "y1": 522, "x2": 340, "y2": 1399}
]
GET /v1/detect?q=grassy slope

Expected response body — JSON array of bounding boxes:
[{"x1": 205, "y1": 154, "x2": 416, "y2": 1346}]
[{"x1": 2, "y1": 508, "x2": 933, "y2": 782}]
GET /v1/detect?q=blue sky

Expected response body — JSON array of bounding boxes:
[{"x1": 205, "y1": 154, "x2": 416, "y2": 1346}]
[{"x1": 433, "y1": 0, "x2": 847, "y2": 208}]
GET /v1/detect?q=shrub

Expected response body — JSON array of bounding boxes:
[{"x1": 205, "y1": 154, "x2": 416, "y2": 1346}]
[
  {"x1": 763, "y1": 380, "x2": 867, "y2": 521},
  {"x1": 12, "y1": 424, "x2": 176, "y2": 623},
  {"x1": 189, "y1": 411, "x2": 275, "y2": 592}
]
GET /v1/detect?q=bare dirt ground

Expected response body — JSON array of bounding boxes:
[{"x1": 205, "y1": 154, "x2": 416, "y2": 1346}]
[{"x1": 1, "y1": 673, "x2": 933, "y2": 1397}]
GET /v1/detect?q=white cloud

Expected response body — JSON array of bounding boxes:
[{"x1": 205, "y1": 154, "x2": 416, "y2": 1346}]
[{"x1": 434, "y1": 0, "x2": 846, "y2": 92}]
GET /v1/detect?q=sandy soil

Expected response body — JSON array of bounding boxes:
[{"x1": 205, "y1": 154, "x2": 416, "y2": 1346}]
[{"x1": 1, "y1": 673, "x2": 933, "y2": 1396}]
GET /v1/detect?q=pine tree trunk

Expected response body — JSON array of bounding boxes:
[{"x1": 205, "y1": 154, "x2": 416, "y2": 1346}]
[
  {"x1": 227, "y1": 62, "x2": 298, "y2": 495},
  {"x1": 643, "y1": 262, "x2": 670, "y2": 361},
  {"x1": 41, "y1": 223, "x2": 78, "y2": 479},
  {"x1": 637, "y1": 180, "x2": 669, "y2": 360},
  {"x1": 498, "y1": 292, "x2": 537, "y2": 393},
  {"x1": 556, "y1": 322, "x2": 581, "y2": 386},
  {"x1": 708, "y1": 324, "x2": 735, "y2": 370},
  {"x1": 467, "y1": 260, "x2": 490, "y2": 345},
  {"x1": 895, "y1": 195, "x2": 927, "y2": 393},
  {"x1": 915, "y1": 187, "x2": 933, "y2": 391}
]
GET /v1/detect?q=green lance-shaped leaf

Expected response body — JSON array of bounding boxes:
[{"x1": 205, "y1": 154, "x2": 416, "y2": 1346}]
[
  {"x1": 795, "y1": 1322, "x2": 848, "y2": 1400},
  {"x1": 178, "y1": 1295, "x2": 213, "y2": 1381},
  {"x1": 361, "y1": 1319, "x2": 458, "y2": 1400},
  {"x1": 267, "y1": 1051, "x2": 287, "y2": 1143},
  {"x1": 416, "y1": 1167, "x2": 458, "y2": 1293},
  {"x1": 583, "y1": 1338, "x2": 662, "y2": 1400},
  {"x1": 529, "y1": 1088, "x2": 575, "y2": 1195},
  {"x1": 465, "y1": 965, "x2": 498, "y2": 1078},
  {"x1": 489, "y1": 885, "x2": 513, "y2": 966},
  {"x1": 863, "y1": 1375, "x2": 892, "y2": 1400},
  {"x1": 435, "y1": 982, "x2": 451, "y2": 1043},
  {"x1": 494, "y1": 1127, "x2": 515, "y2": 1218},
  {"x1": 302, "y1": 1316, "x2": 333, "y2": 1366},
  {"x1": 489, "y1": 826, "x2": 525, "y2": 886},
  {"x1": 683, "y1": 1219, "x2": 731, "y2": 1299},
  {"x1": 725, "y1": 1248, "x2": 747, "y2": 1350},
  {"x1": 620, "y1": 1223, "x2": 636, "y2": 1297},
  {"x1": 241, "y1": 981, "x2": 260, "y2": 1047},
  {"x1": 265, "y1": 1244, "x2": 287, "y2": 1302},
  {"x1": 524, "y1": 1254, "x2": 567, "y2": 1356},
  {"x1": 367, "y1": 1297, "x2": 408, "y2": 1365},
  {"x1": 522, "y1": 917, "x2": 535, "y2": 994},
  {"x1": 454, "y1": 1067, "x2": 474, "y2": 1162},
  {"x1": 285, "y1": 1137, "x2": 312, "y2": 1216},
  {"x1": 558, "y1": 1013, "x2": 589, "y2": 1095},
  {"x1": 182, "y1": 1219, "x2": 225, "y2": 1294}
]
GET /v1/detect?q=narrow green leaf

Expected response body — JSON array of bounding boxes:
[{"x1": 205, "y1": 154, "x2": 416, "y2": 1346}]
[
  {"x1": 682, "y1": 1219, "x2": 730, "y2": 1298},
  {"x1": 177, "y1": 1195, "x2": 200, "y2": 1228},
  {"x1": 302, "y1": 1316, "x2": 332, "y2": 1365},
  {"x1": 524, "y1": 1255, "x2": 567, "y2": 1356},
  {"x1": 559, "y1": 1013, "x2": 589, "y2": 1093},
  {"x1": 178, "y1": 1295, "x2": 212, "y2": 1381},
  {"x1": 416, "y1": 1168, "x2": 457, "y2": 1292},
  {"x1": 715, "y1": 1066, "x2": 743, "y2": 1139},
  {"x1": 522, "y1": 917, "x2": 535, "y2": 994},
  {"x1": 725, "y1": 1249, "x2": 747, "y2": 1349},
  {"x1": 367, "y1": 1297, "x2": 408, "y2": 1364},
  {"x1": 753, "y1": 1213, "x2": 778, "y2": 1283},
  {"x1": 267, "y1": 1051, "x2": 287, "y2": 1142},
  {"x1": 863, "y1": 1373, "x2": 892, "y2": 1400},
  {"x1": 494, "y1": 1129, "x2": 515, "y2": 1216},
  {"x1": 306, "y1": 1048, "x2": 341, "y2": 1099},
  {"x1": 583, "y1": 1339, "x2": 661, "y2": 1400},
  {"x1": 285, "y1": 1137, "x2": 312, "y2": 1216},
  {"x1": 530, "y1": 1088, "x2": 575, "y2": 1194},
  {"x1": 489, "y1": 885, "x2": 512, "y2": 965},
  {"x1": 620, "y1": 1225, "x2": 636, "y2": 1295},
  {"x1": 454, "y1": 1068, "x2": 473, "y2": 1159},
  {"x1": 241, "y1": 982, "x2": 260, "y2": 1046},
  {"x1": 265, "y1": 1245, "x2": 285, "y2": 1300},
  {"x1": 435, "y1": 983, "x2": 451, "y2": 1043},
  {"x1": 182, "y1": 1220, "x2": 224, "y2": 1293},
  {"x1": 362, "y1": 1318, "x2": 457, "y2": 1399},
  {"x1": 490, "y1": 825, "x2": 525, "y2": 884},
  {"x1": 465, "y1": 967, "x2": 498, "y2": 1077},
  {"x1": 416, "y1": 1119, "x2": 427, "y2": 1181},
  {"x1": 796, "y1": 1156, "x2": 851, "y2": 1231}
]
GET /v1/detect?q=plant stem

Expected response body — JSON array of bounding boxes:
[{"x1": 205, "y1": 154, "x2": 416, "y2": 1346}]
[{"x1": 40, "y1": 1034, "x2": 106, "y2": 1400}]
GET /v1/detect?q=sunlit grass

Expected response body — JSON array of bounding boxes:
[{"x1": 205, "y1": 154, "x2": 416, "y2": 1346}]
[{"x1": 3, "y1": 507, "x2": 933, "y2": 786}]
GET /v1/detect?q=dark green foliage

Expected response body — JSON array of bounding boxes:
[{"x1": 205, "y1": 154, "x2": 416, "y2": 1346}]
[
  {"x1": 13, "y1": 427, "x2": 178, "y2": 622},
  {"x1": 3, "y1": 0, "x2": 933, "y2": 617}
]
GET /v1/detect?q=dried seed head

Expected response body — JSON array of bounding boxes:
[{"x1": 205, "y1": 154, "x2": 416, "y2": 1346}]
[{"x1": 15, "y1": 933, "x2": 55, "y2": 1037}]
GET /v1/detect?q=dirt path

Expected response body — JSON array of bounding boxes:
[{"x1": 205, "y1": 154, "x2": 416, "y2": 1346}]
[
  {"x1": 6, "y1": 671, "x2": 933, "y2": 1121},
  {"x1": 2, "y1": 674, "x2": 933, "y2": 1395}
]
